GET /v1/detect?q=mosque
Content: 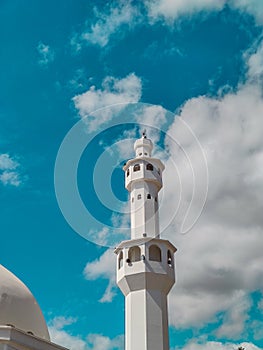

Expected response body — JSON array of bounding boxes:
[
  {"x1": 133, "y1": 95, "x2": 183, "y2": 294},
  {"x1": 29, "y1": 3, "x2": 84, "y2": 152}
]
[
  {"x1": 0, "y1": 133, "x2": 175, "y2": 350},
  {"x1": 0, "y1": 264, "x2": 67, "y2": 350}
]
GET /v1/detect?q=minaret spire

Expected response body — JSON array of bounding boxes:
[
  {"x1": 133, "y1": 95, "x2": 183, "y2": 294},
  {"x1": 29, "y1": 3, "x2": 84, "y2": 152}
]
[{"x1": 115, "y1": 133, "x2": 176, "y2": 350}]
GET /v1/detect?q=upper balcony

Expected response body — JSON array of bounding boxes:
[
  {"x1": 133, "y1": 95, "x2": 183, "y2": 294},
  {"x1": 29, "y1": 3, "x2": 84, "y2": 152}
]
[{"x1": 123, "y1": 158, "x2": 164, "y2": 191}]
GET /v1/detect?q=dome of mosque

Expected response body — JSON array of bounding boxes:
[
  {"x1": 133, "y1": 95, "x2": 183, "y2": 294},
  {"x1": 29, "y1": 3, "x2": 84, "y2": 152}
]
[{"x1": 0, "y1": 264, "x2": 50, "y2": 340}]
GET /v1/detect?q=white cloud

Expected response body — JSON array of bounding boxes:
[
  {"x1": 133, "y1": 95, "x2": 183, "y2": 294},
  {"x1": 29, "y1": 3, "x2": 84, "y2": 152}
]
[
  {"x1": 37, "y1": 42, "x2": 54, "y2": 66},
  {"x1": 246, "y1": 40, "x2": 263, "y2": 82},
  {"x1": 216, "y1": 292, "x2": 251, "y2": 339},
  {"x1": 83, "y1": 249, "x2": 116, "y2": 303},
  {"x1": 49, "y1": 316, "x2": 124, "y2": 350},
  {"x1": 258, "y1": 298, "x2": 263, "y2": 311},
  {"x1": 160, "y1": 39, "x2": 263, "y2": 332},
  {"x1": 146, "y1": 0, "x2": 225, "y2": 22},
  {"x1": 86, "y1": 334, "x2": 124, "y2": 350},
  {"x1": 111, "y1": 128, "x2": 137, "y2": 160},
  {"x1": 50, "y1": 328, "x2": 87, "y2": 350},
  {"x1": 0, "y1": 153, "x2": 18, "y2": 170},
  {"x1": 177, "y1": 341, "x2": 262, "y2": 350},
  {"x1": 88, "y1": 228, "x2": 111, "y2": 247},
  {"x1": 146, "y1": 0, "x2": 263, "y2": 25},
  {"x1": 0, "y1": 153, "x2": 23, "y2": 187},
  {"x1": 51, "y1": 316, "x2": 77, "y2": 330},
  {"x1": 251, "y1": 320, "x2": 263, "y2": 341},
  {"x1": 49, "y1": 317, "x2": 87, "y2": 350},
  {"x1": 73, "y1": 73, "x2": 142, "y2": 131},
  {"x1": 0, "y1": 171, "x2": 21, "y2": 187},
  {"x1": 231, "y1": 0, "x2": 263, "y2": 25},
  {"x1": 74, "y1": 0, "x2": 263, "y2": 49},
  {"x1": 136, "y1": 105, "x2": 167, "y2": 127},
  {"x1": 80, "y1": 2, "x2": 139, "y2": 47}
]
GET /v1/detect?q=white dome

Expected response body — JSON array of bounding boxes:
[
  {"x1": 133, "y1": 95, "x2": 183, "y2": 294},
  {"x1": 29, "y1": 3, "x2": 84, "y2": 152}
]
[{"x1": 0, "y1": 264, "x2": 50, "y2": 340}]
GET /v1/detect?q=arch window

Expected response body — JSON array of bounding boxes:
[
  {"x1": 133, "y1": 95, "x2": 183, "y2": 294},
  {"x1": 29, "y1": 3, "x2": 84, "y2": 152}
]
[
  {"x1": 167, "y1": 250, "x2": 173, "y2": 267},
  {"x1": 146, "y1": 163, "x2": 154, "y2": 171},
  {"x1": 149, "y1": 245, "x2": 162, "y2": 262},
  {"x1": 128, "y1": 246, "x2": 141, "y2": 263},
  {"x1": 131, "y1": 197, "x2": 134, "y2": 203},
  {"x1": 133, "y1": 164, "x2": 140, "y2": 172},
  {"x1": 147, "y1": 194, "x2": 151, "y2": 199},
  {"x1": 137, "y1": 194, "x2": 141, "y2": 200},
  {"x1": 118, "y1": 251, "x2": 124, "y2": 269},
  {"x1": 127, "y1": 169, "x2": 130, "y2": 177}
]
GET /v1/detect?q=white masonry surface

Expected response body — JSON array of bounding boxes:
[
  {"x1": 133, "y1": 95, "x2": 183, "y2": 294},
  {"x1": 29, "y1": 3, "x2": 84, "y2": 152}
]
[
  {"x1": 0, "y1": 264, "x2": 68, "y2": 350},
  {"x1": 115, "y1": 132, "x2": 176, "y2": 350}
]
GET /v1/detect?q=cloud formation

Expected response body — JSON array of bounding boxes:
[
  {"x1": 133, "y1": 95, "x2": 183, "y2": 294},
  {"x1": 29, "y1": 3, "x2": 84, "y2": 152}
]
[
  {"x1": 146, "y1": 0, "x2": 225, "y2": 22},
  {"x1": 146, "y1": 0, "x2": 263, "y2": 24},
  {"x1": 49, "y1": 317, "x2": 86, "y2": 350},
  {"x1": 73, "y1": 0, "x2": 263, "y2": 51},
  {"x1": 0, "y1": 153, "x2": 23, "y2": 187},
  {"x1": 49, "y1": 316, "x2": 123, "y2": 350},
  {"x1": 83, "y1": 249, "x2": 116, "y2": 303},
  {"x1": 73, "y1": 73, "x2": 142, "y2": 131},
  {"x1": 231, "y1": 0, "x2": 263, "y2": 25},
  {"x1": 161, "y1": 38, "x2": 263, "y2": 332},
  {"x1": 81, "y1": 2, "x2": 139, "y2": 47},
  {"x1": 37, "y1": 42, "x2": 54, "y2": 66},
  {"x1": 178, "y1": 341, "x2": 262, "y2": 350}
]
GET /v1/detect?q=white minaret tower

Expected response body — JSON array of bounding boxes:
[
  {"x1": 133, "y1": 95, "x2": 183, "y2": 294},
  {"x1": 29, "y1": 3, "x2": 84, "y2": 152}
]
[{"x1": 115, "y1": 131, "x2": 176, "y2": 350}]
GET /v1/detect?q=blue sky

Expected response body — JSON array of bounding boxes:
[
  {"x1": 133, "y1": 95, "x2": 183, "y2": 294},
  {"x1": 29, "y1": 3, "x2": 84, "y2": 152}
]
[{"x1": 1, "y1": 1, "x2": 263, "y2": 349}]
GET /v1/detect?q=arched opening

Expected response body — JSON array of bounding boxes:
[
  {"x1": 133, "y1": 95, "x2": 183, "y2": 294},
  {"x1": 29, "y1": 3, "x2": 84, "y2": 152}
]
[
  {"x1": 127, "y1": 169, "x2": 130, "y2": 177},
  {"x1": 128, "y1": 246, "x2": 141, "y2": 263},
  {"x1": 147, "y1": 194, "x2": 151, "y2": 199},
  {"x1": 167, "y1": 250, "x2": 173, "y2": 267},
  {"x1": 146, "y1": 163, "x2": 153, "y2": 171},
  {"x1": 118, "y1": 251, "x2": 123, "y2": 269},
  {"x1": 137, "y1": 194, "x2": 141, "y2": 200},
  {"x1": 133, "y1": 164, "x2": 140, "y2": 172},
  {"x1": 149, "y1": 245, "x2": 162, "y2": 262}
]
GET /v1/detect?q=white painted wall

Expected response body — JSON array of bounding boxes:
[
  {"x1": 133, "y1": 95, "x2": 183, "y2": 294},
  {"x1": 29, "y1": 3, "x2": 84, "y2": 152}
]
[{"x1": 117, "y1": 136, "x2": 176, "y2": 350}]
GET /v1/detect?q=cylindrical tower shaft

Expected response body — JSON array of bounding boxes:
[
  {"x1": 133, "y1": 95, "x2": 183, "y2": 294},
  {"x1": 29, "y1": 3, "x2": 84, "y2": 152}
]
[
  {"x1": 126, "y1": 290, "x2": 169, "y2": 350},
  {"x1": 123, "y1": 134, "x2": 164, "y2": 239},
  {"x1": 130, "y1": 179, "x2": 160, "y2": 239}
]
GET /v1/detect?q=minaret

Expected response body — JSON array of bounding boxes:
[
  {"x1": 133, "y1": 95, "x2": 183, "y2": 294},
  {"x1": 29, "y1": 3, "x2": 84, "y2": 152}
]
[{"x1": 115, "y1": 131, "x2": 176, "y2": 350}]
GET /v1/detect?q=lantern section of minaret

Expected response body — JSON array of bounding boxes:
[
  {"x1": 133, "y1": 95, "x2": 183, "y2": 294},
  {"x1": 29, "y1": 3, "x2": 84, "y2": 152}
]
[{"x1": 115, "y1": 131, "x2": 177, "y2": 350}]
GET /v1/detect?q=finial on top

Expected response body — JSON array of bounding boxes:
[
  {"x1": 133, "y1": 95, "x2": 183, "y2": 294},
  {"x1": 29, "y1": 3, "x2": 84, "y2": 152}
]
[{"x1": 142, "y1": 129, "x2": 147, "y2": 139}]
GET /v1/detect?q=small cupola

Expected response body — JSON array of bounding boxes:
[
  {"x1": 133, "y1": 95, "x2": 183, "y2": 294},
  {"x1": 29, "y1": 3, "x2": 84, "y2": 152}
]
[{"x1": 134, "y1": 131, "x2": 153, "y2": 158}]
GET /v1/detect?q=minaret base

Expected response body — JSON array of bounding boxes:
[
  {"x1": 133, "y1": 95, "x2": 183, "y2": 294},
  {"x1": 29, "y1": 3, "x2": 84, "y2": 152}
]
[{"x1": 126, "y1": 289, "x2": 169, "y2": 350}]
